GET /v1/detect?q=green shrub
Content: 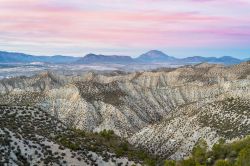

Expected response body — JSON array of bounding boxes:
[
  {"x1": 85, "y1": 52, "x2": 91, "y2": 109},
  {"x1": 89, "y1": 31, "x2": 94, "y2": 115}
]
[
  {"x1": 214, "y1": 160, "x2": 231, "y2": 166},
  {"x1": 192, "y1": 139, "x2": 208, "y2": 164},
  {"x1": 144, "y1": 158, "x2": 156, "y2": 166},
  {"x1": 115, "y1": 148, "x2": 125, "y2": 157},
  {"x1": 135, "y1": 150, "x2": 147, "y2": 160},
  {"x1": 164, "y1": 160, "x2": 176, "y2": 166},
  {"x1": 235, "y1": 147, "x2": 250, "y2": 166},
  {"x1": 120, "y1": 142, "x2": 129, "y2": 151},
  {"x1": 73, "y1": 128, "x2": 85, "y2": 137},
  {"x1": 179, "y1": 158, "x2": 196, "y2": 166},
  {"x1": 57, "y1": 136, "x2": 80, "y2": 151},
  {"x1": 212, "y1": 139, "x2": 228, "y2": 159},
  {"x1": 99, "y1": 129, "x2": 114, "y2": 140}
]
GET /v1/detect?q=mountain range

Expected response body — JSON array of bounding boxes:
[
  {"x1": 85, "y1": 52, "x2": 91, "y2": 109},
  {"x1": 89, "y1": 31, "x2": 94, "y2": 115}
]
[{"x1": 0, "y1": 50, "x2": 248, "y2": 65}]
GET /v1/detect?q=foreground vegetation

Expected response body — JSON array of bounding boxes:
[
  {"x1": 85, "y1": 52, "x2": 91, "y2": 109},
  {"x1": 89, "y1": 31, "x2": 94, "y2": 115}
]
[
  {"x1": 165, "y1": 136, "x2": 250, "y2": 166},
  {"x1": 2, "y1": 105, "x2": 249, "y2": 165},
  {"x1": 1, "y1": 105, "x2": 160, "y2": 165},
  {"x1": 57, "y1": 128, "x2": 250, "y2": 166},
  {"x1": 56, "y1": 129, "x2": 161, "y2": 165}
]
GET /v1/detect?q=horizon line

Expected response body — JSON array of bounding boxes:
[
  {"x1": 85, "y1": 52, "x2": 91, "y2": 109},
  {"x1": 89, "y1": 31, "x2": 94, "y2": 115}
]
[{"x1": 0, "y1": 49, "x2": 249, "y2": 60}]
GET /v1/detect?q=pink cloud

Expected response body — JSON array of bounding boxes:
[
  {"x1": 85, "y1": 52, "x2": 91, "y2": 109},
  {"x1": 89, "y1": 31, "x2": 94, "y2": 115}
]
[{"x1": 0, "y1": 0, "x2": 250, "y2": 54}]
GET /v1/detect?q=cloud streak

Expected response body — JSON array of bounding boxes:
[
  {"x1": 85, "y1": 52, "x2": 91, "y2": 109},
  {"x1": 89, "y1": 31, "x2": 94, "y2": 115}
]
[{"x1": 0, "y1": 0, "x2": 250, "y2": 57}]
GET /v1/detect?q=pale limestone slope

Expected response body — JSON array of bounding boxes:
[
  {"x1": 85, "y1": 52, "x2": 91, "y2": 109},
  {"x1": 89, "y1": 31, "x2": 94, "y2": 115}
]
[{"x1": 0, "y1": 62, "x2": 249, "y2": 159}]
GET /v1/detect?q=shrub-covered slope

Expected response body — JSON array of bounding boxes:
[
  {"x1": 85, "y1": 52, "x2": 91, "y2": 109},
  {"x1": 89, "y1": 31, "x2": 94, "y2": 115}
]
[{"x1": 0, "y1": 62, "x2": 249, "y2": 161}]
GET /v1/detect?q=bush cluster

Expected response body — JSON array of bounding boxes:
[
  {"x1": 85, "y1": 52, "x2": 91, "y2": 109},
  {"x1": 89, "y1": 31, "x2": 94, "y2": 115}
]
[{"x1": 164, "y1": 136, "x2": 250, "y2": 166}]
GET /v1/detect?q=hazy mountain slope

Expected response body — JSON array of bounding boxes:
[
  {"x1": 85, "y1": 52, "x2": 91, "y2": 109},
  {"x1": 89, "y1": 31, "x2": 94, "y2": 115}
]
[
  {"x1": 0, "y1": 51, "x2": 79, "y2": 64},
  {"x1": 181, "y1": 56, "x2": 242, "y2": 64},
  {"x1": 135, "y1": 50, "x2": 177, "y2": 63},
  {"x1": 213, "y1": 56, "x2": 242, "y2": 64},
  {"x1": 0, "y1": 62, "x2": 249, "y2": 160},
  {"x1": 76, "y1": 53, "x2": 134, "y2": 64},
  {"x1": 0, "y1": 51, "x2": 35, "y2": 63}
]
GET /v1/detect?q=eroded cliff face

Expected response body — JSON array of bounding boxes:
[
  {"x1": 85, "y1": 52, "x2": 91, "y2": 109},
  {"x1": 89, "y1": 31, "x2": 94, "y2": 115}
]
[{"x1": 1, "y1": 62, "x2": 250, "y2": 159}]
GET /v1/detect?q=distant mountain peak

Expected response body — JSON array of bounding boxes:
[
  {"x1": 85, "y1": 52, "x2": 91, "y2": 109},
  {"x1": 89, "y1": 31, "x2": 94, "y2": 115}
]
[
  {"x1": 85, "y1": 53, "x2": 98, "y2": 57},
  {"x1": 141, "y1": 50, "x2": 168, "y2": 58},
  {"x1": 136, "y1": 50, "x2": 177, "y2": 63}
]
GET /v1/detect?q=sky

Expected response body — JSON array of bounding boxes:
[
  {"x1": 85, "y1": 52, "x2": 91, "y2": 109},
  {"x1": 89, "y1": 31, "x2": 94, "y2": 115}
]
[{"x1": 0, "y1": 0, "x2": 250, "y2": 58}]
